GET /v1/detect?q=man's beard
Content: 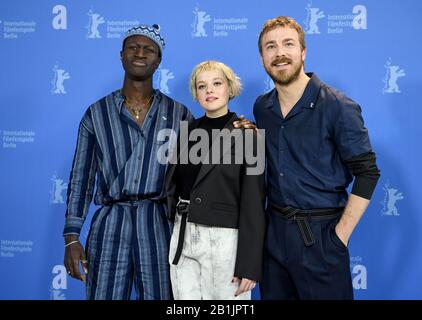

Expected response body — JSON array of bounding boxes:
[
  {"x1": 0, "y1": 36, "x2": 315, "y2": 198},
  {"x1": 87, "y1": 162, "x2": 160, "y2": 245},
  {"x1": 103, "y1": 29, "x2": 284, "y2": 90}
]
[{"x1": 265, "y1": 57, "x2": 303, "y2": 86}]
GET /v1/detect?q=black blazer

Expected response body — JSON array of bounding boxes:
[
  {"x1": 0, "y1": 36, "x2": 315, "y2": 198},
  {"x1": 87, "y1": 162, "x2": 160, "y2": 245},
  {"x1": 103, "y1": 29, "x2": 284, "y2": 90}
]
[{"x1": 165, "y1": 113, "x2": 266, "y2": 281}]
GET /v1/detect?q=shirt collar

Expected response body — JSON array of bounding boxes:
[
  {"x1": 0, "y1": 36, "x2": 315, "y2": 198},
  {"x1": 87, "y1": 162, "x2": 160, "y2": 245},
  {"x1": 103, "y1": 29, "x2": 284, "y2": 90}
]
[
  {"x1": 265, "y1": 72, "x2": 322, "y2": 111},
  {"x1": 263, "y1": 89, "x2": 277, "y2": 109},
  {"x1": 114, "y1": 88, "x2": 161, "y2": 113},
  {"x1": 301, "y1": 72, "x2": 321, "y2": 110},
  {"x1": 115, "y1": 90, "x2": 126, "y2": 113}
]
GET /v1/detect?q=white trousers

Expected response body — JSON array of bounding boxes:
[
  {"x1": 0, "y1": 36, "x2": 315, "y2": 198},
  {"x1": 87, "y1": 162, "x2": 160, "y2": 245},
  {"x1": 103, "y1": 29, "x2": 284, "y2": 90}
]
[{"x1": 169, "y1": 213, "x2": 251, "y2": 300}]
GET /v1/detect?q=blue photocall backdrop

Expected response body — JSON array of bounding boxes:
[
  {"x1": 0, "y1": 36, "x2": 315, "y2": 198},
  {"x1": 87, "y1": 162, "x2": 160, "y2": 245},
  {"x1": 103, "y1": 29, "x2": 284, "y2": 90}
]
[{"x1": 0, "y1": 0, "x2": 421, "y2": 299}]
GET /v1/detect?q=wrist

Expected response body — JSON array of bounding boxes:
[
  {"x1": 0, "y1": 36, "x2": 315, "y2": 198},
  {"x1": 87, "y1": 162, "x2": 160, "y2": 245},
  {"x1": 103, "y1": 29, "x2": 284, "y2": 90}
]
[{"x1": 64, "y1": 234, "x2": 79, "y2": 244}]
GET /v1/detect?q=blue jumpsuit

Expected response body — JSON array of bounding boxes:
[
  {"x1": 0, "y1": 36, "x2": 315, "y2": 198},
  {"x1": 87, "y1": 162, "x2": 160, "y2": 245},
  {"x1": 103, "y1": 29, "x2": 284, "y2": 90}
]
[{"x1": 64, "y1": 89, "x2": 192, "y2": 299}]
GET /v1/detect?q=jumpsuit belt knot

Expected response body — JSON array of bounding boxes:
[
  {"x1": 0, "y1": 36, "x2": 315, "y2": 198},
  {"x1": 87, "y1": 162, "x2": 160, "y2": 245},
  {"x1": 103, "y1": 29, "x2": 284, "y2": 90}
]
[
  {"x1": 103, "y1": 194, "x2": 165, "y2": 206},
  {"x1": 172, "y1": 198, "x2": 191, "y2": 265},
  {"x1": 270, "y1": 203, "x2": 344, "y2": 247}
]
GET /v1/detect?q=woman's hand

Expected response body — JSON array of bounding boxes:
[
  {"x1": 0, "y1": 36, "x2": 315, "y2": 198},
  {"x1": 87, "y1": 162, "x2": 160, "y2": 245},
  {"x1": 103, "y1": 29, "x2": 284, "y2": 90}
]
[{"x1": 232, "y1": 276, "x2": 256, "y2": 297}]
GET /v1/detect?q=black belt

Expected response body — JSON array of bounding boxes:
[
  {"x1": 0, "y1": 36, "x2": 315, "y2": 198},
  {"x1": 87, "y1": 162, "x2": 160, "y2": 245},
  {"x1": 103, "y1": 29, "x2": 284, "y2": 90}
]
[
  {"x1": 270, "y1": 203, "x2": 343, "y2": 247},
  {"x1": 103, "y1": 195, "x2": 164, "y2": 206},
  {"x1": 172, "y1": 201, "x2": 190, "y2": 265}
]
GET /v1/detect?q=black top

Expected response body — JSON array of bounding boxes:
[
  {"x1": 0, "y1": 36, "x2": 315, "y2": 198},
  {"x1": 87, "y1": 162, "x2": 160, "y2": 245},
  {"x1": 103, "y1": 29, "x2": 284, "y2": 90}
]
[
  {"x1": 164, "y1": 111, "x2": 266, "y2": 280},
  {"x1": 175, "y1": 111, "x2": 234, "y2": 200}
]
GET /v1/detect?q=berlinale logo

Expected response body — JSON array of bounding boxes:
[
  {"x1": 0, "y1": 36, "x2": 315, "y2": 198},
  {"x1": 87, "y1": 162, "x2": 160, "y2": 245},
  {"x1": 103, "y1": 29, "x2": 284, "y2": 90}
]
[
  {"x1": 50, "y1": 172, "x2": 68, "y2": 204},
  {"x1": 86, "y1": 8, "x2": 105, "y2": 39},
  {"x1": 304, "y1": 2, "x2": 325, "y2": 34},
  {"x1": 191, "y1": 4, "x2": 211, "y2": 37},
  {"x1": 155, "y1": 66, "x2": 175, "y2": 94},
  {"x1": 51, "y1": 63, "x2": 70, "y2": 94},
  {"x1": 383, "y1": 58, "x2": 406, "y2": 94},
  {"x1": 381, "y1": 181, "x2": 404, "y2": 216}
]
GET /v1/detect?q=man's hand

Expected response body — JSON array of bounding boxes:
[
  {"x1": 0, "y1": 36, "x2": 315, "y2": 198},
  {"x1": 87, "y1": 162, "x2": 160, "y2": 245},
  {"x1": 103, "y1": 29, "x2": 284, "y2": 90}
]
[
  {"x1": 334, "y1": 224, "x2": 350, "y2": 247},
  {"x1": 334, "y1": 194, "x2": 371, "y2": 247},
  {"x1": 64, "y1": 235, "x2": 88, "y2": 282},
  {"x1": 233, "y1": 115, "x2": 257, "y2": 130},
  {"x1": 232, "y1": 276, "x2": 256, "y2": 297}
]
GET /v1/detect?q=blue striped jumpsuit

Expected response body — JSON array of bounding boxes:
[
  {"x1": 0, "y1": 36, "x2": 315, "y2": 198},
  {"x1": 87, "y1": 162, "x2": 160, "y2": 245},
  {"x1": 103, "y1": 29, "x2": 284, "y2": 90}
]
[{"x1": 63, "y1": 89, "x2": 192, "y2": 299}]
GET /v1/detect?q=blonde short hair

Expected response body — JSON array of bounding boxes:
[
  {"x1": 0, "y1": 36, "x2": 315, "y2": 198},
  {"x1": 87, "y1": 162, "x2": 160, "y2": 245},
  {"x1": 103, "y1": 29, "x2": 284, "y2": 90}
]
[{"x1": 189, "y1": 60, "x2": 242, "y2": 101}]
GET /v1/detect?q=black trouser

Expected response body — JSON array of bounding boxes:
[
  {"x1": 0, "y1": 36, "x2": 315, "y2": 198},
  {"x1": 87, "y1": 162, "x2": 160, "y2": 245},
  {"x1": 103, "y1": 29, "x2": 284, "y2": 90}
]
[{"x1": 260, "y1": 205, "x2": 353, "y2": 300}]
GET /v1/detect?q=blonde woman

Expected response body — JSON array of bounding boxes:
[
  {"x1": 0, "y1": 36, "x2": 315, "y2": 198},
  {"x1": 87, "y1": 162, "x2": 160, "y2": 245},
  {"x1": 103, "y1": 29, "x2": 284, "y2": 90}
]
[{"x1": 165, "y1": 61, "x2": 265, "y2": 300}]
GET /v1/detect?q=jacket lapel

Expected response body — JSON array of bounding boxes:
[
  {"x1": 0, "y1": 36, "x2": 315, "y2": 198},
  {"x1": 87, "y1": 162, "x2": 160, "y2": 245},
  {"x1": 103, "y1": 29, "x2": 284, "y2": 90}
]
[
  {"x1": 192, "y1": 113, "x2": 240, "y2": 189},
  {"x1": 164, "y1": 118, "x2": 201, "y2": 199}
]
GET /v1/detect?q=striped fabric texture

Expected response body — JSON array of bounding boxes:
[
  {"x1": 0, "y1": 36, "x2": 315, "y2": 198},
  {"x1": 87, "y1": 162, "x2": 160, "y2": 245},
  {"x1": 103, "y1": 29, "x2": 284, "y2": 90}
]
[{"x1": 63, "y1": 89, "x2": 192, "y2": 299}]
